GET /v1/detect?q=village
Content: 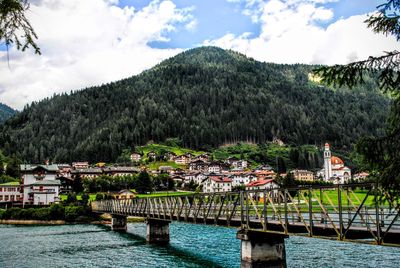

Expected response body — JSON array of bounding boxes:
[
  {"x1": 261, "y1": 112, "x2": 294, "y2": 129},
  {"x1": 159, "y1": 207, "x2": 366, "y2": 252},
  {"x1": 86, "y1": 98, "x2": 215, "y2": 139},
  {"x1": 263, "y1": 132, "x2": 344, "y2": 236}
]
[{"x1": 0, "y1": 143, "x2": 369, "y2": 207}]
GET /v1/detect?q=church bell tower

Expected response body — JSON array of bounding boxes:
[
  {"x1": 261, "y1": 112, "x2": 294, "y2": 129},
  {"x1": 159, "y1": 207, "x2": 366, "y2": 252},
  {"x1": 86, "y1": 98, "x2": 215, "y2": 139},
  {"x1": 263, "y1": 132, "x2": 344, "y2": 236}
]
[{"x1": 324, "y1": 143, "x2": 332, "y2": 181}]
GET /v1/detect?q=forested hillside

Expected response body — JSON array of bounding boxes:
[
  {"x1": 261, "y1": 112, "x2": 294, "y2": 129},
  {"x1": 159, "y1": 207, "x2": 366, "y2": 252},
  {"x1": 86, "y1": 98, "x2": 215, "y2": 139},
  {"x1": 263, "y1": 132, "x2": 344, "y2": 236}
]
[
  {"x1": 0, "y1": 47, "x2": 389, "y2": 163},
  {"x1": 0, "y1": 103, "x2": 16, "y2": 124}
]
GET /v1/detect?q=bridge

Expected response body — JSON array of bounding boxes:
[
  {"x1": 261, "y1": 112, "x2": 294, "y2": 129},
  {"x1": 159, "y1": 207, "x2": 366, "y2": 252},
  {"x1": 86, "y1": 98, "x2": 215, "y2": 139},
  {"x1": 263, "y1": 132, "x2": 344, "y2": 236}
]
[{"x1": 92, "y1": 183, "x2": 400, "y2": 267}]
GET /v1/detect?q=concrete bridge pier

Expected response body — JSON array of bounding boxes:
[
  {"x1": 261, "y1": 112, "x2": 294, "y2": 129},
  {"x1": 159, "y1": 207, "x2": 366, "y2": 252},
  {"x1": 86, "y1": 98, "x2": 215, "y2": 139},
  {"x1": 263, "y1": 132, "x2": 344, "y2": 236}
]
[
  {"x1": 237, "y1": 229, "x2": 287, "y2": 268},
  {"x1": 111, "y1": 215, "x2": 127, "y2": 232},
  {"x1": 146, "y1": 218, "x2": 171, "y2": 244}
]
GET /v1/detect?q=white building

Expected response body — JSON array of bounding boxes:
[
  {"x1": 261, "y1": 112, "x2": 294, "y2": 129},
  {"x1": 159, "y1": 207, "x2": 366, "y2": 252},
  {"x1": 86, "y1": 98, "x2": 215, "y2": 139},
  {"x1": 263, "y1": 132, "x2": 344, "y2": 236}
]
[
  {"x1": 203, "y1": 175, "x2": 232, "y2": 193},
  {"x1": 245, "y1": 179, "x2": 279, "y2": 199},
  {"x1": 0, "y1": 182, "x2": 21, "y2": 204},
  {"x1": 208, "y1": 162, "x2": 221, "y2": 173},
  {"x1": 319, "y1": 143, "x2": 351, "y2": 184},
  {"x1": 230, "y1": 173, "x2": 257, "y2": 187},
  {"x1": 20, "y1": 164, "x2": 61, "y2": 205}
]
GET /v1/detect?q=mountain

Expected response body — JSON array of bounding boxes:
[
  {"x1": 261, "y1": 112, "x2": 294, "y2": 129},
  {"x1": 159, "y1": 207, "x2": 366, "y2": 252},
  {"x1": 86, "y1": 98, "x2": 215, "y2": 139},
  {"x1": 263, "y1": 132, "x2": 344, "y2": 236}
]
[
  {"x1": 0, "y1": 47, "x2": 390, "y2": 163},
  {"x1": 0, "y1": 103, "x2": 16, "y2": 124}
]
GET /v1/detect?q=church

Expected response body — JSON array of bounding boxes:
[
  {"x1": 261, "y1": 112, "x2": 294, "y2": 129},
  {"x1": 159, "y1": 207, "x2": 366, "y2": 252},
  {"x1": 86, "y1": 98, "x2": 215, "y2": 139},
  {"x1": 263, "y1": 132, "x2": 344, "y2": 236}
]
[{"x1": 318, "y1": 143, "x2": 351, "y2": 184}]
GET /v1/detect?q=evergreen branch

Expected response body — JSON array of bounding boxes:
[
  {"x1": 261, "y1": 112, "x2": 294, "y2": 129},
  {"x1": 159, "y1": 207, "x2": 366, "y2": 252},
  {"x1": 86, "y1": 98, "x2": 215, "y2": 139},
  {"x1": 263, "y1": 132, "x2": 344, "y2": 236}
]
[
  {"x1": 365, "y1": 13, "x2": 400, "y2": 40},
  {"x1": 0, "y1": 0, "x2": 40, "y2": 55},
  {"x1": 313, "y1": 51, "x2": 400, "y2": 91}
]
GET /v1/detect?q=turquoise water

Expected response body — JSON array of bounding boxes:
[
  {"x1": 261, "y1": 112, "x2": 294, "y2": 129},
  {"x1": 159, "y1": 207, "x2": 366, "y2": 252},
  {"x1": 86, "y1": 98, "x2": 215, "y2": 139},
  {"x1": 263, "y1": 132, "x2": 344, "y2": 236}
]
[{"x1": 0, "y1": 223, "x2": 400, "y2": 267}]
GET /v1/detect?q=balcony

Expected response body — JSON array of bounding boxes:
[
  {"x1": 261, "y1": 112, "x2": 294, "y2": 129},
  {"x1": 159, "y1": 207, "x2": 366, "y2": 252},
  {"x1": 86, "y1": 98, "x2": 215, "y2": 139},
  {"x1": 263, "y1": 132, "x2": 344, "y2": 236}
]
[{"x1": 34, "y1": 174, "x2": 46, "y2": 180}]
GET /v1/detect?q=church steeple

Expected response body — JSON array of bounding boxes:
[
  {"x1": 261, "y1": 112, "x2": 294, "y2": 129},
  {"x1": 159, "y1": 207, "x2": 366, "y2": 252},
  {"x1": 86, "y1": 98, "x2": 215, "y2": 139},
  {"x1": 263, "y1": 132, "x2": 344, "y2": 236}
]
[{"x1": 324, "y1": 143, "x2": 332, "y2": 181}]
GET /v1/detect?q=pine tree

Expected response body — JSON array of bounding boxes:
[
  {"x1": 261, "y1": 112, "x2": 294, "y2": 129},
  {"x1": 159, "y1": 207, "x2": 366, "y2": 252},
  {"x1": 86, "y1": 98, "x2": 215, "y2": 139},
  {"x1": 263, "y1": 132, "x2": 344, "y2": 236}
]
[{"x1": 314, "y1": 0, "x2": 400, "y2": 202}]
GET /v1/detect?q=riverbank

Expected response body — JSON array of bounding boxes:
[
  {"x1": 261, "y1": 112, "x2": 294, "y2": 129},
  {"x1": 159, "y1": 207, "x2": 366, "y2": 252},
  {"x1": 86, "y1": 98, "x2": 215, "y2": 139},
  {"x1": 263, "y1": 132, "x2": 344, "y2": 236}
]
[
  {"x1": 99, "y1": 214, "x2": 145, "y2": 223},
  {"x1": 0, "y1": 219, "x2": 66, "y2": 225}
]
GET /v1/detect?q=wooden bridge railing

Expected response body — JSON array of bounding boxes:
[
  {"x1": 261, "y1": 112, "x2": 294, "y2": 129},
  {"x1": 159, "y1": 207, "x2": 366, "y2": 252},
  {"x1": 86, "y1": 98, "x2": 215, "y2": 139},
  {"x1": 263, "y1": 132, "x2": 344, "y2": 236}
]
[{"x1": 92, "y1": 183, "x2": 400, "y2": 245}]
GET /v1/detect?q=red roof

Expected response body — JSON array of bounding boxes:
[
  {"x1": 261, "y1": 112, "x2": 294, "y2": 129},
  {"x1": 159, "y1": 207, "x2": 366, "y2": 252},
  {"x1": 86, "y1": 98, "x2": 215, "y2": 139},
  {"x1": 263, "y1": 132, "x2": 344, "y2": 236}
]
[
  {"x1": 331, "y1": 156, "x2": 344, "y2": 165},
  {"x1": 211, "y1": 177, "x2": 232, "y2": 183},
  {"x1": 246, "y1": 179, "x2": 275, "y2": 187}
]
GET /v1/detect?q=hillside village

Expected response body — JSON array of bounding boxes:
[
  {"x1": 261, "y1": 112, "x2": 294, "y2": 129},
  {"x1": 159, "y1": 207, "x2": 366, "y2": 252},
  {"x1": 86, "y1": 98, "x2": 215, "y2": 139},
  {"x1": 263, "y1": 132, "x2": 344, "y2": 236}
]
[{"x1": 0, "y1": 142, "x2": 369, "y2": 207}]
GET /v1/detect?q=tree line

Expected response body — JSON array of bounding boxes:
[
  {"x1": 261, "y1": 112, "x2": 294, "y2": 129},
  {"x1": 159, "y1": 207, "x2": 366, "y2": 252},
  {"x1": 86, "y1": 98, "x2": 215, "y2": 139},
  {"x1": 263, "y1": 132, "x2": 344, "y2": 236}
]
[{"x1": 0, "y1": 47, "x2": 390, "y2": 163}]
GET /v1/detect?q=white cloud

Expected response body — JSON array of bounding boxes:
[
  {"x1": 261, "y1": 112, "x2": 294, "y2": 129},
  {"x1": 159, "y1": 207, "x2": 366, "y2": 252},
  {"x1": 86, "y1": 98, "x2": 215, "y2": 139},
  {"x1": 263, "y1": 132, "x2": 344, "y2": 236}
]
[
  {"x1": 0, "y1": 0, "x2": 193, "y2": 109},
  {"x1": 208, "y1": 0, "x2": 398, "y2": 65}
]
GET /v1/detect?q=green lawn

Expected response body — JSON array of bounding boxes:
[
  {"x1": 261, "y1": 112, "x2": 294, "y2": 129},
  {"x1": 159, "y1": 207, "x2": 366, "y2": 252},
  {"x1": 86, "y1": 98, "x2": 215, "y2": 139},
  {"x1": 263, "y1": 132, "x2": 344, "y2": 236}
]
[
  {"x1": 146, "y1": 161, "x2": 186, "y2": 170},
  {"x1": 59, "y1": 194, "x2": 97, "y2": 202},
  {"x1": 136, "y1": 191, "x2": 194, "y2": 198},
  {"x1": 60, "y1": 191, "x2": 194, "y2": 201}
]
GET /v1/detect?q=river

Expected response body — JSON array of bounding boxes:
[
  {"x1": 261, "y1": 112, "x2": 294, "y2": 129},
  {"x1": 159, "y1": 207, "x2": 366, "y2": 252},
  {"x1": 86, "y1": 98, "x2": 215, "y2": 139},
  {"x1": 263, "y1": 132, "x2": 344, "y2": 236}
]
[{"x1": 0, "y1": 223, "x2": 399, "y2": 267}]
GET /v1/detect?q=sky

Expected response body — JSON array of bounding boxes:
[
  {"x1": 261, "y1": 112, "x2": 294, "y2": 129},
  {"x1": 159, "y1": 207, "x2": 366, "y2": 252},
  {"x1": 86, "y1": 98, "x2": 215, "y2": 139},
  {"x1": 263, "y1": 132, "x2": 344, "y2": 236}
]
[{"x1": 0, "y1": 0, "x2": 398, "y2": 110}]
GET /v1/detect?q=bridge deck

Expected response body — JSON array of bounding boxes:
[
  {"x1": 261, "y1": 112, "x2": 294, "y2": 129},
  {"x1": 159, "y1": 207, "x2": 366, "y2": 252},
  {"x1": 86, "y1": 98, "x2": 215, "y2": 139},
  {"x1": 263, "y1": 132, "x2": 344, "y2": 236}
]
[{"x1": 92, "y1": 183, "x2": 400, "y2": 246}]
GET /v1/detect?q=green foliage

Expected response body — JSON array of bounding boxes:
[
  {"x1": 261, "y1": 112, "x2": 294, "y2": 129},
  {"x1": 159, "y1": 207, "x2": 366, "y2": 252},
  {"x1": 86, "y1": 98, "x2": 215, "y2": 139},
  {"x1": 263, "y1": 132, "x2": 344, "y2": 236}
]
[
  {"x1": 313, "y1": 1, "x2": 400, "y2": 202},
  {"x1": 81, "y1": 193, "x2": 89, "y2": 207},
  {"x1": 0, "y1": 174, "x2": 18, "y2": 183},
  {"x1": 213, "y1": 142, "x2": 322, "y2": 171},
  {"x1": 136, "y1": 172, "x2": 152, "y2": 194},
  {"x1": 0, "y1": 103, "x2": 16, "y2": 124},
  {"x1": 95, "y1": 193, "x2": 104, "y2": 201},
  {"x1": 5, "y1": 154, "x2": 20, "y2": 178},
  {"x1": 0, "y1": 47, "x2": 389, "y2": 163},
  {"x1": 0, "y1": 204, "x2": 86, "y2": 221},
  {"x1": 64, "y1": 206, "x2": 85, "y2": 222},
  {"x1": 66, "y1": 193, "x2": 77, "y2": 204},
  {"x1": 153, "y1": 173, "x2": 174, "y2": 191},
  {"x1": 0, "y1": 0, "x2": 41, "y2": 54}
]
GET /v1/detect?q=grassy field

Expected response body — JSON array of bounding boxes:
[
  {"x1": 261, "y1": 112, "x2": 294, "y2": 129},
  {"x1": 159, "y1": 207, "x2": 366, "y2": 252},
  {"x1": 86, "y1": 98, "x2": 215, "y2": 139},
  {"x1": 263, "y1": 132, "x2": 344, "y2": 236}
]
[
  {"x1": 146, "y1": 161, "x2": 186, "y2": 170},
  {"x1": 60, "y1": 191, "x2": 194, "y2": 201},
  {"x1": 138, "y1": 144, "x2": 205, "y2": 158},
  {"x1": 136, "y1": 191, "x2": 194, "y2": 198}
]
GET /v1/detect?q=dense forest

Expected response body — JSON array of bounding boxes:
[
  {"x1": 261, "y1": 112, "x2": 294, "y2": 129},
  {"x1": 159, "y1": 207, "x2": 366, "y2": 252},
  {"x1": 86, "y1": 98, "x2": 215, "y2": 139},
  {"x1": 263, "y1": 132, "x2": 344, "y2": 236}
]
[
  {"x1": 0, "y1": 103, "x2": 16, "y2": 124},
  {"x1": 0, "y1": 47, "x2": 390, "y2": 163}
]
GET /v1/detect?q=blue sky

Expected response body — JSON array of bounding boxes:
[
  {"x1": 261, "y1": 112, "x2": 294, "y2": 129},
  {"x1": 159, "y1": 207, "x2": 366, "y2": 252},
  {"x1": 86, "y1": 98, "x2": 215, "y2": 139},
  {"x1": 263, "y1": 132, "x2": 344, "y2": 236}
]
[
  {"x1": 116, "y1": 0, "x2": 382, "y2": 49},
  {"x1": 1, "y1": 0, "x2": 398, "y2": 110}
]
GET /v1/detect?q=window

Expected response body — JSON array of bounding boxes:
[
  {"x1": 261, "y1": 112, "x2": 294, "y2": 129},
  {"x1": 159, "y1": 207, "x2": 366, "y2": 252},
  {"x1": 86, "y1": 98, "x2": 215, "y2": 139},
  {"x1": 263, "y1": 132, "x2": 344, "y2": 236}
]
[
  {"x1": 0, "y1": 187, "x2": 2, "y2": 192},
  {"x1": 0, "y1": 196, "x2": 2, "y2": 201},
  {"x1": 5, "y1": 195, "x2": 9, "y2": 201},
  {"x1": 11, "y1": 195, "x2": 14, "y2": 201}
]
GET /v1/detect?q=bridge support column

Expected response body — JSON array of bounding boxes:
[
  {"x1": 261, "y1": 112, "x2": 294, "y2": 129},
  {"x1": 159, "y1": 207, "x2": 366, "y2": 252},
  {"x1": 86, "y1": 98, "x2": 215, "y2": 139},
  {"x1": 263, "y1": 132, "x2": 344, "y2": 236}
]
[
  {"x1": 146, "y1": 219, "x2": 170, "y2": 244},
  {"x1": 237, "y1": 229, "x2": 287, "y2": 268},
  {"x1": 111, "y1": 215, "x2": 127, "y2": 232}
]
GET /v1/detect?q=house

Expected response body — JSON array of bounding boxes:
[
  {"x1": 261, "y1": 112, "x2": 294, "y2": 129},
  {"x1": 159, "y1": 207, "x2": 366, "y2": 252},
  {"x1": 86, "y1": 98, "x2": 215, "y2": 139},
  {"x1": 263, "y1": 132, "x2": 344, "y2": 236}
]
[
  {"x1": 104, "y1": 166, "x2": 140, "y2": 177},
  {"x1": 254, "y1": 170, "x2": 276, "y2": 180},
  {"x1": 20, "y1": 164, "x2": 61, "y2": 205},
  {"x1": 253, "y1": 165, "x2": 274, "y2": 172},
  {"x1": 166, "y1": 152, "x2": 177, "y2": 161},
  {"x1": 246, "y1": 179, "x2": 279, "y2": 200},
  {"x1": 56, "y1": 175, "x2": 74, "y2": 194},
  {"x1": 115, "y1": 189, "x2": 136, "y2": 200},
  {"x1": 159, "y1": 166, "x2": 174, "y2": 174},
  {"x1": 171, "y1": 175, "x2": 185, "y2": 185},
  {"x1": 147, "y1": 151, "x2": 157, "y2": 160},
  {"x1": 232, "y1": 160, "x2": 248, "y2": 170},
  {"x1": 175, "y1": 155, "x2": 190, "y2": 165},
  {"x1": 71, "y1": 168, "x2": 103, "y2": 179},
  {"x1": 130, "y1": 153, "x2": 142, "y2": 162},
  {"x1": 189, "y1": 160, "x2": 209, "y2": 172},
  {"x1": 193, "y1": 153, "x2": 210, "y2": 162},
  {"x1": 290, "y1": 169, "x2": 314, "y2": 181},
  {"x1": 353, "y1": 172, "x2": 369, "y2": 181},
  {"x1": 203, "y1": 175, "x2": 232, "y2": 193},
  {"x1": 208, "y1": 161, "x2": 222, "y2": 173},
  {"x1": 183, "y1": 172, "x2": 205, "y2": 185},
  {"x1": 72, "y1": 162, "x2": 89, "y2": 169},
  {"x1": 0, "y1": 182, "x2": 22, "y2": 204},
  {"x1": 226, "y1": 156, "x2": 239, "y2": 165},
  {"x1": 231, "y1": 173, "x2": 257, "y2": 187}
]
